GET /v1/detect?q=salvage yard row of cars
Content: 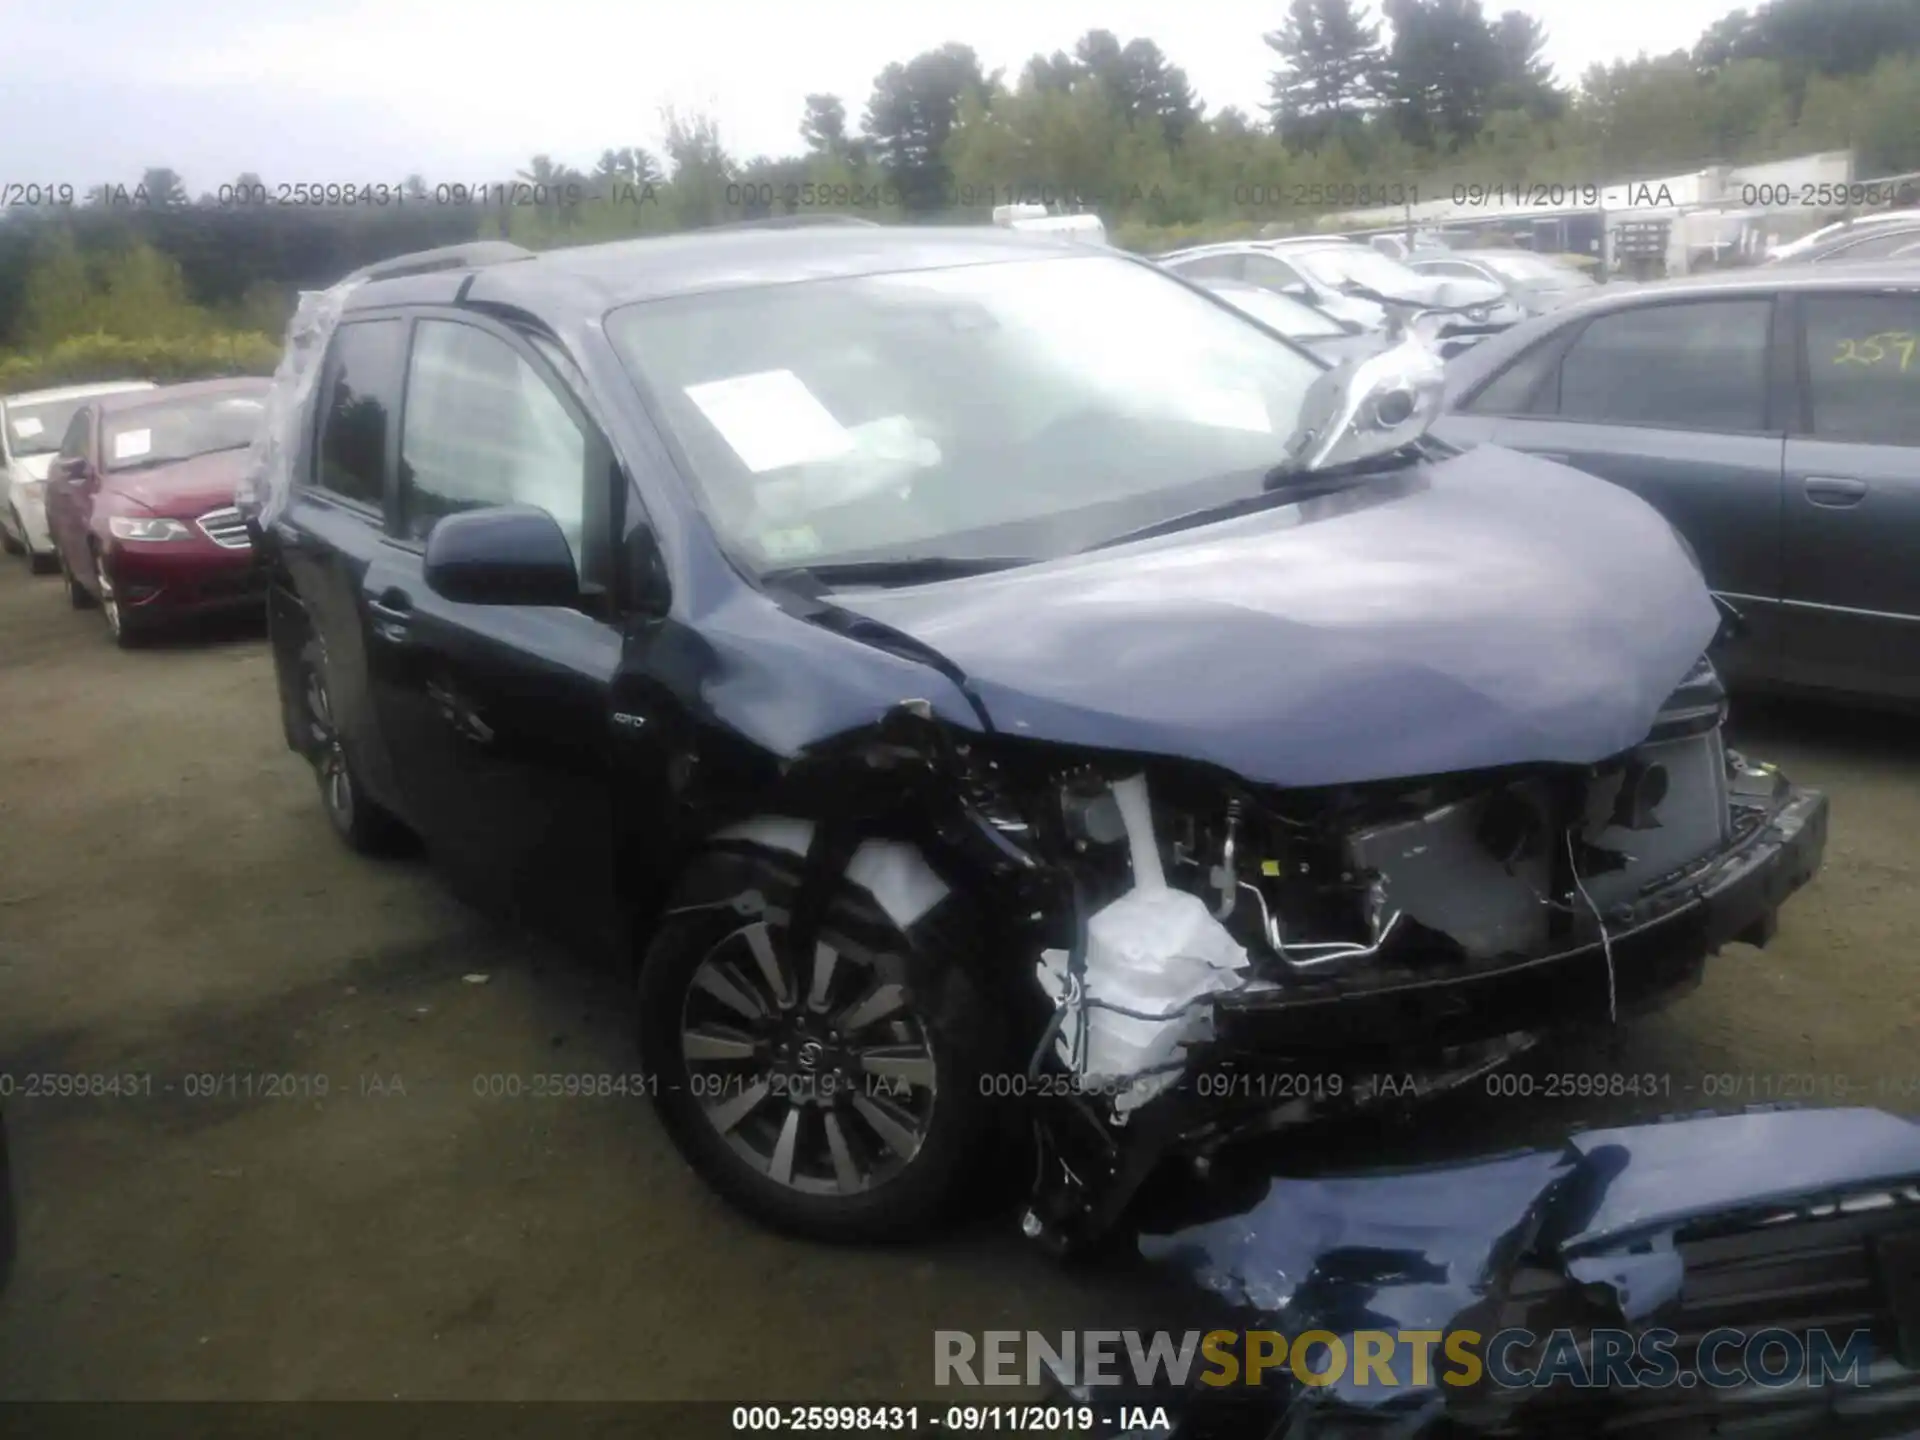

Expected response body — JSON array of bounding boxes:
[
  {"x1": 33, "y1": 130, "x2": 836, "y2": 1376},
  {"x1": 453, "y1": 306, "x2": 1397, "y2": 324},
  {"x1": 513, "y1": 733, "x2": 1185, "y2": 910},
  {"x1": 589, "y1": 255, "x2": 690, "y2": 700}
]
[
  {"x1": 7, "y1": 227, "x2": 1920, "y2": 1249},
  {"x1": 0, "y1": 376, "x2": 270, "y2": 645}
]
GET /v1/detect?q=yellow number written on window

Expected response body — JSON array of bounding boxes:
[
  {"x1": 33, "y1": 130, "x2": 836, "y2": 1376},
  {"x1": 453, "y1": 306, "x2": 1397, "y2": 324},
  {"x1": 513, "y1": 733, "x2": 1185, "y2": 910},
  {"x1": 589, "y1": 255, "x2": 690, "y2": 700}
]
[{"x1": 1833, "y1": 332, "x2": 1918, "y2": 370}]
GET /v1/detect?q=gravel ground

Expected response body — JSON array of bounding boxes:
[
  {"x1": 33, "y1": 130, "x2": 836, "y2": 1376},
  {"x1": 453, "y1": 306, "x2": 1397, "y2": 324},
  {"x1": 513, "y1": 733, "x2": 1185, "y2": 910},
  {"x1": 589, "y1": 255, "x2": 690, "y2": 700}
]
[{"x1": 0, "y1": 558, "x2": 1913, "y2": 1399}]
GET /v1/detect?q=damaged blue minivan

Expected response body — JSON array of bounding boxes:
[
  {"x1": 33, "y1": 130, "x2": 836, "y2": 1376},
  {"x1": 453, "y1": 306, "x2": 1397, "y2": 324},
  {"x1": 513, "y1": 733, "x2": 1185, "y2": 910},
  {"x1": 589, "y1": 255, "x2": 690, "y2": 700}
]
[{"x1": 241, "y1": 227, "x2": 1828, "y2": 1251}]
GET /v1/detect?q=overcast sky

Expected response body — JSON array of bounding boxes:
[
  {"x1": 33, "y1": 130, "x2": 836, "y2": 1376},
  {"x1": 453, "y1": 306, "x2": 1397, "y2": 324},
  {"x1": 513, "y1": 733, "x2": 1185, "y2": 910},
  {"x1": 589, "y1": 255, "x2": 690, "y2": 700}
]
[{"x1": 4, "y1": 0, "x2": 1742, "y2": 192}]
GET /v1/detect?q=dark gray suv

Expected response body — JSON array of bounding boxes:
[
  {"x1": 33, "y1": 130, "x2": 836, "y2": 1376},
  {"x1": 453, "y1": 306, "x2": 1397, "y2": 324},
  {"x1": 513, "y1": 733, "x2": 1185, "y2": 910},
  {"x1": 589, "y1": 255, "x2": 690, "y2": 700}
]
[{"x1": 1436, "y1": 264, "x2": 1920, "y2": 705}]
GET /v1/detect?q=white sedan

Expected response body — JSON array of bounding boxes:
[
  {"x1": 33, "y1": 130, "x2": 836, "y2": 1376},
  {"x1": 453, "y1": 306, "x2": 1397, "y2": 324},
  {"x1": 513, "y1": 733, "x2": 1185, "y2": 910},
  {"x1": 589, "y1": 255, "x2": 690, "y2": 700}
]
[{"x1": 2, "y1": 380, "x2": 156, "y2": 571}]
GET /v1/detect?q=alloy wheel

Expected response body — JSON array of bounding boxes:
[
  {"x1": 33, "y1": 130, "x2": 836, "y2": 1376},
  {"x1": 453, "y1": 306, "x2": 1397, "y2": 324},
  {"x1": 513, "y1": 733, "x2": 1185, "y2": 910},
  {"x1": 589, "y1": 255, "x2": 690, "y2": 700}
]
[
  {"x1": 678, "y1": 920, "x2": 938, "y2": 1196},
  {"x1": 98, "y1": 569, "x2": 122, "y2": 637},
  {"x1": 305, "y1": 663, "x2": 354, "y2": 830}
]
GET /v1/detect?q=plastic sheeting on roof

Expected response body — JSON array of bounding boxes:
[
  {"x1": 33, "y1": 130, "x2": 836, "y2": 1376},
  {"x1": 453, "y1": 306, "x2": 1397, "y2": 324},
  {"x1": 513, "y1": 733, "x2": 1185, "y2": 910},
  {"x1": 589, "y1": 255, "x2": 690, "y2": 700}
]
[{"x1": 235, "y1": 278, "x2": 363, "y2": 528}]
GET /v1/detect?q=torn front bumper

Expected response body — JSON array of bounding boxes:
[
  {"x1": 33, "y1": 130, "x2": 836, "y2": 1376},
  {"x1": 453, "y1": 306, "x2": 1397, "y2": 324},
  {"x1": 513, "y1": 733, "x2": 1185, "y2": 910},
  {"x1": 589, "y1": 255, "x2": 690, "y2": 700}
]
[
  {"x1": 1066, "y1": 1107, "x2": 1920, "y2": 1439},
  {"x1": 1019, "y1": 776, "x2": 1828, "y2": 1255},
  {"x1": 1208, "y1": 780, "x2": 1827, "y2": 1066}
]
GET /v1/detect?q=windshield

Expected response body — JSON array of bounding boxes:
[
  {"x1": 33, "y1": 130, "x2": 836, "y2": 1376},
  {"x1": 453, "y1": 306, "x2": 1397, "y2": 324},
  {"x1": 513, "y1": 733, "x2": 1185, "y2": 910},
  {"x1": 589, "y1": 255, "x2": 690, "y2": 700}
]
[
  {"x1": 605, "y1": 254, "x2": 1323, "y2": 570},
  {"x1": 1477, "y1": 252, "x2": 1593, "y2": 288},
  {"x1": 5, "y1": 399, "x2": 88, "y2": 459},
  {"x1": 1207, "y1": 285, "x2": 1347, "y2": 338},
  {"x1": 1289, "y1": 245, "x2": 1428, "y2": 296},
  {"x1": 103, "y1": 391, "x2": 268, "y2": 472}
]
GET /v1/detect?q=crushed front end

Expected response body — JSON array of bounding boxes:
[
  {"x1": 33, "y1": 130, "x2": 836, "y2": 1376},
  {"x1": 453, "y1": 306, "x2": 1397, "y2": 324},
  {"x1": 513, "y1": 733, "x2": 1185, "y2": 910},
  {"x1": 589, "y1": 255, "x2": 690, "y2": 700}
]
[{"x1": 935, "y1": 658, "x2": 1829, "y2": 1253}]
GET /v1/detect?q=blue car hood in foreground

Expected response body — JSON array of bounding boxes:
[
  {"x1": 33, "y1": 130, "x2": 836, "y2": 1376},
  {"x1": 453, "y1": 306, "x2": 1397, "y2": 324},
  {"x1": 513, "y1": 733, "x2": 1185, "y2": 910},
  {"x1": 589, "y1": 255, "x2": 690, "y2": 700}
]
[
  {"x1": 832, "y1": 446, "x2": 1720, "y2": 788},
  {"x1": 1103, "y1": 1108, "x2": 1920, "y2": 1437}
]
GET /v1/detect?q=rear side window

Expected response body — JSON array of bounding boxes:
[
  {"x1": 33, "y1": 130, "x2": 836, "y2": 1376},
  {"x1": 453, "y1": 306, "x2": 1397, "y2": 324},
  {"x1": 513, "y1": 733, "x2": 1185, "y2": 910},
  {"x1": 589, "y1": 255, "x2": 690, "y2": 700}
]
[
  {"x1": 1169, "y1": 254, "x2": 1242, "y2": 281},
  {"x1": 1241, "y1": 255, "x2": 1307, "y2": 292},
  {"x1": 1557, "y1": 299, "x2": 1772, "y2": 432},
  {"x1": 1802, "y1": 293, "x2": 1920, "y2": 446},
  {"x1": 1464, "y1": 342, "x2": 1564, "y2": 415},
  {"x1": 315, "y1": 319, "x2": 406, "y2": 507},
  {"x1": 398, "y1": 320, "x2": 588, "y2": 560}
]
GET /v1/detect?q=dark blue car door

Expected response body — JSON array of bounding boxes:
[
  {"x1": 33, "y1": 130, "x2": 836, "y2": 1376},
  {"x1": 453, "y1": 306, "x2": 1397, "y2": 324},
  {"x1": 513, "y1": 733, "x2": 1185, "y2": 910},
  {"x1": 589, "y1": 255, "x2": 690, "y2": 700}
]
[
  {"x1": 361, "y1": 309, "x2": 630, "y2": 950},
  {"x1": 271, "y1": 316, "x2": 413, "y2": 819}
]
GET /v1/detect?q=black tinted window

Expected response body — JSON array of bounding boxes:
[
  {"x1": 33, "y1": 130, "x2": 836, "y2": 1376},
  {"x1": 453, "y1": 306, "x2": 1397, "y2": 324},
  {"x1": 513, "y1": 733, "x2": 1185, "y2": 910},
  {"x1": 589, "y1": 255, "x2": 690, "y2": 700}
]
[
  {"x1": 315, "y1": 319, "x2": 405, "y2": 506},
  {"x1": 1803, "y1": 294, "x2": 1920, "y2": 446},
  {"x1": 1558, "y1": 300, "x2": 1771, "y2": 431}
]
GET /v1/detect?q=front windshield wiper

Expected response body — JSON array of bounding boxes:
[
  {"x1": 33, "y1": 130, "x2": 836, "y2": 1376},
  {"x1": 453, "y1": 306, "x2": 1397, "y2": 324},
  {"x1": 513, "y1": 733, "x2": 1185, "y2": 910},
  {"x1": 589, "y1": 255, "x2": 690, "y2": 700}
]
[
  {"x1": 1080, "y1": 475, "x2": 1368, "y2": 553},
  {"x1": 1263, "y1": 440, "x2": 1429, "y2": 491},
  {"x1": 760, "y1": 555, "x2": 1032, "y2": 591}
]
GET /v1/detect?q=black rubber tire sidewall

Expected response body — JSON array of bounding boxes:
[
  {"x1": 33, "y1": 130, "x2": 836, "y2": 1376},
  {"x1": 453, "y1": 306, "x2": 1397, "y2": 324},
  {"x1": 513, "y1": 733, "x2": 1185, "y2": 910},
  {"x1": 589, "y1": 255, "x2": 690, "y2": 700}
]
[
  {"x1": 297, "y1": 637, "x2": 404, "y2": 855},
  {"x1": 62, "y1": 553, "x2": 95, "y2": 608},
  {"x1": 637, "y1": 853, "x2": 998, "y2": 1243}
]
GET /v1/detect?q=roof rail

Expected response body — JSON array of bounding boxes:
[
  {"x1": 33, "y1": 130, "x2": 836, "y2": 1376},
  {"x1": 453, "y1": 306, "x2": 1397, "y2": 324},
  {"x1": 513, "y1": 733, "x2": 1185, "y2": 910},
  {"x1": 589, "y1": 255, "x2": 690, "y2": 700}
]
[
  {"x1": 698, "y1": 215, "x2": 883, "y2": 232},
  {"x1": 346, "y1": 240, "x2": 536, "y2": 285}
]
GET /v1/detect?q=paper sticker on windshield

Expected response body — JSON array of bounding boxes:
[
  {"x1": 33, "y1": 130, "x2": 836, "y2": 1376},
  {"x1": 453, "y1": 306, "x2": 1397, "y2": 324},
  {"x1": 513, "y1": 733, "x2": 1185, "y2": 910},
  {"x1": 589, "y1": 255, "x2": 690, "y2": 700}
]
[
  {"x1": 685, "y1": 370, "x2": 854, "y2": 473},
  {"x1": 1175, "y1": 386, "x2": 1272, "y2": 434},
  {"x1": 113, "y1": 428, "x2": 153, "y2": 460},
  {"x1": 9, "y1": 416, "x2": 43, "y2": 439}
]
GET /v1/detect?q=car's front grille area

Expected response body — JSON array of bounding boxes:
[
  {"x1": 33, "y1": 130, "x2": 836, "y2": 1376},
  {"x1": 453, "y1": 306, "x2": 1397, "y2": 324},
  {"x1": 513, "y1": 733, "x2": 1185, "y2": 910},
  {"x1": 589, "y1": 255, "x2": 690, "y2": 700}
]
[{"x1": 197, "y1": 506, "x2": 250, "y2": 550}]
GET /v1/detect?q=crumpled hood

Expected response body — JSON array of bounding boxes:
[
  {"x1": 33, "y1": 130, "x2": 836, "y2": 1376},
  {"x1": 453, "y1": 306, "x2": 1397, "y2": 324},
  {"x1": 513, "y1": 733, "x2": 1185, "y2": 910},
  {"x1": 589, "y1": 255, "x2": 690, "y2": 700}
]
[
  {"x1": 111, "y1": 450, "x2": 246, "y2": 517},
  {"x1": 829, "y1": 446, "x2": 1720, "y2": 788}
]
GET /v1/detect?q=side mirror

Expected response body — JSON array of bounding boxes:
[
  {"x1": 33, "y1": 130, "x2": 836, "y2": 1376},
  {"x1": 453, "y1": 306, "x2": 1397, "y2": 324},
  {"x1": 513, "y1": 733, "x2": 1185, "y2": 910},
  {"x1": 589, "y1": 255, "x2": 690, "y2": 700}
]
[
  {"x1": 1280, "y1": 281, "x2": 1312, "y2": 300},
  {"x1": 423, "y1": 505, "x2": 579, "y2": 608}
]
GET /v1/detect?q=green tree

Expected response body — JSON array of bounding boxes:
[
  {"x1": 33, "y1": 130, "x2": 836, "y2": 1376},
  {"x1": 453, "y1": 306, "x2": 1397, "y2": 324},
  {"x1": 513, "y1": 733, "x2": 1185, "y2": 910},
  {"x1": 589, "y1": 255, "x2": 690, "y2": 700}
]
[
  {"x1": 20, "y1": 231, "x2": 96, "y2": 346},
  {"x1": 1489, "y1": 11, "x2": 1565, "y2": 119},
  {"x1": 1378, "y1": 0, "x2": 1507, "y2": 149},
  {"x1": 865, "y1": 44, "x2": 991, "y2": 213},
  {"x1": 139, "y1": 167, "x2": 189, "y2": 208},
  {"x1": 1263, "y1": 0, "x2": 1385, "y2": 149},
  {"x1": 662, "y1": 107, "x2": 734, "y2": 229}
]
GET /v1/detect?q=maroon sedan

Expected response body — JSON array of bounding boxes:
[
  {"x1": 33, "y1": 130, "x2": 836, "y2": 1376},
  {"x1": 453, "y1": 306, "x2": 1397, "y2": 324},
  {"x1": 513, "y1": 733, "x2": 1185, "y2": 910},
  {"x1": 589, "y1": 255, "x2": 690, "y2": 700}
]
[{"x1": 45, "y1": 378, "x2": 270, "y2": 646}]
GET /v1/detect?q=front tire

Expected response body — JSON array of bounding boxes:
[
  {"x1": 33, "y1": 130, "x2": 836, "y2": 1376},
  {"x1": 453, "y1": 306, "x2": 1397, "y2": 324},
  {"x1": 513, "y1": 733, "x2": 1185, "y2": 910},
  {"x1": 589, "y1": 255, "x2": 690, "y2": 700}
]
[
  {"x1": 92, "y1": 547, "x2": 143, "y2": 648},
  {"x1": 638, "y1": 853, "x2": 997, "y2": 1242},
  {"x1": 0, "y1": 516, "x2": 21, "y2": 557},
  {"x1": 297, "y1": 637, "x2": 407, "y2": 854},
  {"x1": 59, "y1": 547, "x2": 96, "y2": 609}
]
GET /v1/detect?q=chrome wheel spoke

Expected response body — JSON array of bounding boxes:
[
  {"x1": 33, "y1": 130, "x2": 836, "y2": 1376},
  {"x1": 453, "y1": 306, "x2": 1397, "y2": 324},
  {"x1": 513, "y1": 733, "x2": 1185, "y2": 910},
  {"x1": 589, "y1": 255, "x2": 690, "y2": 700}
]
[
  {"x1": 823, "y1": 1112, "x2": 864, "y2": 1195},
  {"x1": 682, "y1": 1023, "x2": 758, "y2": 1062},
  {"x1": 682, "y1": 920, "x2": 936, "y2": 1196},
  {"x1": 692, "y1": 960, "x2": 768, "y2": 1023},
  {"x1": 742, "y1": 921, "x2": 794, "y2": 1010},
  {"x1": 855, "y1": 1044, "x2": 936, "y2": 1090},
  {"x1": 806, "y1": 941, "x2": 840, "y2": 1013},
  {"x1": 766, "y1": 1105, "x2": 803, "y2": 1186},
  {"x1": 851, "y1": 1092, "x2": 922, "y2": 1158},
  {"x1": 835, "y1": 982, "x2": 906, "y2": 1036},
  {"x1": 706, "y1": 1079, "x2": 770, "y2": 1134}
]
